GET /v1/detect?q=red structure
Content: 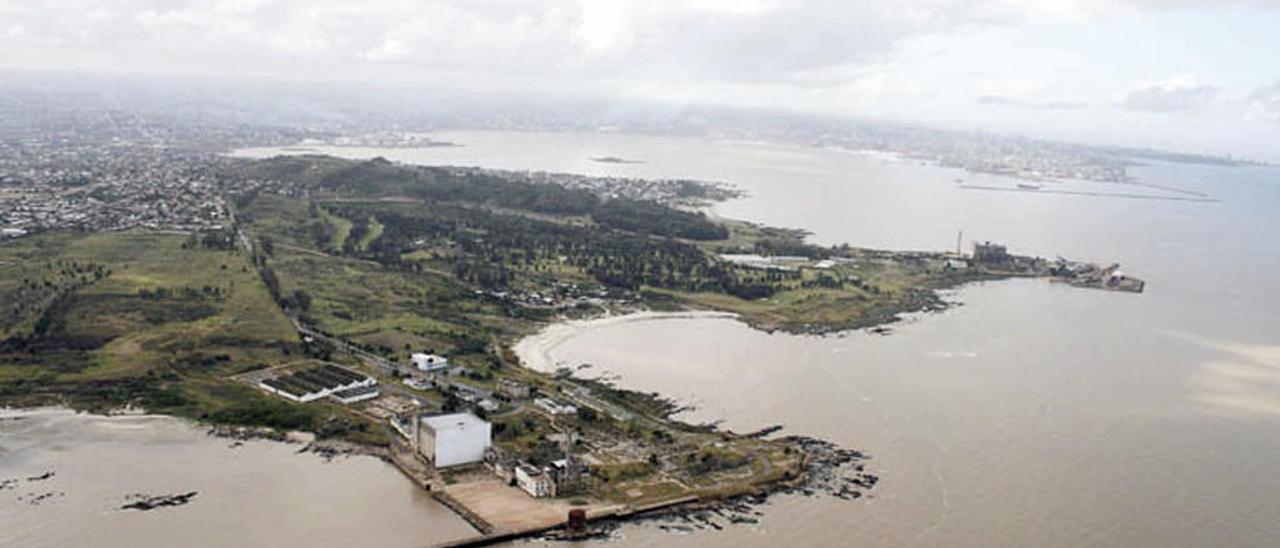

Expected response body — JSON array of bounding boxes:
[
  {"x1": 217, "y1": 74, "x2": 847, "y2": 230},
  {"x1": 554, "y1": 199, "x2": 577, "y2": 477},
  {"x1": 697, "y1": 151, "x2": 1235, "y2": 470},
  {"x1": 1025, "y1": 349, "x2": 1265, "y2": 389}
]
[{"x1": 567, "y1": 508, "x2": 588, "y2": 531}]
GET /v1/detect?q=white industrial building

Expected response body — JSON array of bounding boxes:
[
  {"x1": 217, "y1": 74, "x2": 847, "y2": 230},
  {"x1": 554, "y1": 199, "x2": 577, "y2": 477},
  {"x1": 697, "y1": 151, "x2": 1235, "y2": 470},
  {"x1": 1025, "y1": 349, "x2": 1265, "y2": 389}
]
[
  {"x1": 412, "y1": 353, "x2": 450, "y2": 372},
  {"x1": 416, "y1": 412, "x2": 491, "y2": 468},
  {"x1": 331, "y1": 385, "x2": 380, "y2": 404},
  {"x1": 257, "y1": 364, "x2": 377, "y2": 404},
  {"x1": 515, "y1": 464, "x2": 555, "y2": 498}
]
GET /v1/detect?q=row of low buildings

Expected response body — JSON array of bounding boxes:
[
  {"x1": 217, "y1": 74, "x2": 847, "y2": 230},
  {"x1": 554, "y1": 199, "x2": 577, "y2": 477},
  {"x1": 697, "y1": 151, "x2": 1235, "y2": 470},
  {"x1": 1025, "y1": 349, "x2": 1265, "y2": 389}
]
[
  {"x1": 393, "y1": 369, "x2": 598, "y2": 499},
  {"x1": 535, "y1": 397, "x2": 578, "y2": 416},
  {"x1": 258, "y1": 364, "x2": 379, "y2": 404},
  {"x1": 398, "y1": 410, "x2": 590, "y2": 499}
]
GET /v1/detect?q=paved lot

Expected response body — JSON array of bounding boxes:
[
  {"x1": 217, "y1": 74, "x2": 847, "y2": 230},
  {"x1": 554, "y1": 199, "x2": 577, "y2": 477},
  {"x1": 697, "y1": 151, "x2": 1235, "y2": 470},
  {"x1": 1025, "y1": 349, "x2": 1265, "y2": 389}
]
[{"x1": 444, "y1": 480, "x2": 572, "y2": 532}]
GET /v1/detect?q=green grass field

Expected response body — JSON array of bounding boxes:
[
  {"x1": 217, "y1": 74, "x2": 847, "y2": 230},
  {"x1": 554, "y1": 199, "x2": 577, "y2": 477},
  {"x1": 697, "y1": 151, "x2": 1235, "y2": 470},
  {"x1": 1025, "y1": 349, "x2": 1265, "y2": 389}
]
[
  {"x1": 354, "y1": 214, "x2": 383, "y2": 252},
  {"x1": 0, "y1": 230, "x2": 384, "y2": 443},
  {"x1": 315, "y1": 205, "x2": 353, "y2": 252}
]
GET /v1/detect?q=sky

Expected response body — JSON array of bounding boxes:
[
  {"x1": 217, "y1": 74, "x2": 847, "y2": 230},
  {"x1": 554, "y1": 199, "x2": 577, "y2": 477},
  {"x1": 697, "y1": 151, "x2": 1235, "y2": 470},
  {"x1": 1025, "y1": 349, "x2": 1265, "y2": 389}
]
[{"x1": 1, "y1": 0, "x2": 1277, "y2": 160}]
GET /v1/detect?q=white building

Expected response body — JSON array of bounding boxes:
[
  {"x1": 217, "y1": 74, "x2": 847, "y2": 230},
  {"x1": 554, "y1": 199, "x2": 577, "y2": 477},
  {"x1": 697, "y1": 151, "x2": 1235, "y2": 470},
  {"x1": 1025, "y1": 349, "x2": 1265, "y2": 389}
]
[
  {"x1": 257, "y1": 365, "x2": 377, "y2": 403},
  {"x1": 496, "y1": 378, "x2": 531, "y2": 399},
  {"x1": 416, "y1": 412, "x2": 491, "y2": 468},
  {"x1": 535, "y1": 397, "x2": 578, "y2": 416},
  {"x1": 515, "y1": 464, "x2": 555, "y2": 498},
  {"x1": 412, "y1": 353, "x2": 449, "y2": 372}
]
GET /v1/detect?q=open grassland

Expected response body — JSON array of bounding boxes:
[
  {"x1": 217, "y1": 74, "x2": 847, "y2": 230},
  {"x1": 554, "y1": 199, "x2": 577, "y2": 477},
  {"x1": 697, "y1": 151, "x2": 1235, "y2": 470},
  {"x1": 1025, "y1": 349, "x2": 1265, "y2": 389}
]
[
  {"x1": 651, "y1": 254, "x2": 979, "y2": 332},
  {"x1": 234, "y1": 193, "x2": 314, "y2": 248},
  {"x1": 0, "y1": 231, "x2": 294, "y2": 381},
  {"x1": 264, "y1": 244, "x2": 523, "y2": 378},
  {"x1": 0, "y1": 231, "x2": 384, "y2": 444},
  {"x1": 354, "y1": 214, "x2": 383, "y2": 252},
  {"x1": 315, "y1": 204, "x2": 353, "y2": 252}
]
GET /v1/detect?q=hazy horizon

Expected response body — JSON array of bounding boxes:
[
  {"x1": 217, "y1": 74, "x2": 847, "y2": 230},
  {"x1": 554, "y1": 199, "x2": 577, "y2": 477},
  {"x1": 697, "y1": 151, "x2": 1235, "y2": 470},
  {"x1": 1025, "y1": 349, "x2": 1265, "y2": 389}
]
[{"x1": 2, "y1": 1, "x2": 1277, "y2": 161}]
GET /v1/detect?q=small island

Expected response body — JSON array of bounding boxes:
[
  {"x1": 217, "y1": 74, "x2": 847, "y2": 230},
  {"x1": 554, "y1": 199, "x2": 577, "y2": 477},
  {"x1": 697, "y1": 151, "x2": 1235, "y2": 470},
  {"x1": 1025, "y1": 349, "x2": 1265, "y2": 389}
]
[
  {"x1": 0, "y1": 155, "x2": 1140, "y2": 544},
  {"x1": 590, "y1": 156, "x2": 645, "y2": 164}
]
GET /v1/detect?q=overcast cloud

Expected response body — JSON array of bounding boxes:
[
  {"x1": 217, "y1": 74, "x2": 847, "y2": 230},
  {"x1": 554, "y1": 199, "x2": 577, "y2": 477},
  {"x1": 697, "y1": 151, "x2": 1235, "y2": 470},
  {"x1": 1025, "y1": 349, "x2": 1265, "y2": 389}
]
[
  {"x1": 1122, "y1": 74, "x2": 1219, "y2": 113},
  {"x1": 978, "y1": 95, "x2": 1089, "y2": 110},
  {"x1": 0, "y1": 0, "x2": 1277, "y2": 158},
  {"x1": 1247, "y1": 81, "x2": 1280, "y2": 123}
]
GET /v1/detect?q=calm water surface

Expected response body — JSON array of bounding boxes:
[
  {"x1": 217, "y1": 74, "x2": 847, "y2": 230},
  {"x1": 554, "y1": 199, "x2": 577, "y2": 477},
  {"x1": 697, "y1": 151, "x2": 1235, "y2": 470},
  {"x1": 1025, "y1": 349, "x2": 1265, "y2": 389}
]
[
  {"x1": 246, "y1": 133, "x2": 1279, "y2": 546},
  {"x1": 0, "y1": 409, "x2": 474, "y2": 548}
]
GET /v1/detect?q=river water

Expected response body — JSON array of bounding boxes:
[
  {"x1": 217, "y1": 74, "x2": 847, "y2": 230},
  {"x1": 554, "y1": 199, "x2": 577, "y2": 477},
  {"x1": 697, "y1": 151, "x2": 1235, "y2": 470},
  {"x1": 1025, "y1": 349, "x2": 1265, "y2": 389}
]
[
  {"x1": 244, "y1": 132, "x2": 1277, "y2": 546},
  {"x1": 0, "y1": 409, "x2": 474, "y2": 548}
]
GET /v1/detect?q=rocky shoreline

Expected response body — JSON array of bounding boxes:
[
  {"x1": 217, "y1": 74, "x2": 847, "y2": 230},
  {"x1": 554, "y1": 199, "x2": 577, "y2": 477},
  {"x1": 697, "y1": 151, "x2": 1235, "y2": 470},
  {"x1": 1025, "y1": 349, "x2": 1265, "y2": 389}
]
[
  {"x1": 532, "y1": 434, "x2": 878, "y2": 542},
  {"x1": 207, "y1": 424, "x2": 384, "y2": 462}
]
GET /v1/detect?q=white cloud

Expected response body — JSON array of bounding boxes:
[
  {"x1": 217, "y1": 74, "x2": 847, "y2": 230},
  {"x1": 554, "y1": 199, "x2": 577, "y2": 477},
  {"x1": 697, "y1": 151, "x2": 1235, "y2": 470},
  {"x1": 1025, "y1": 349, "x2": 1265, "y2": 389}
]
[
  {"x1": 1246, "y1": 81, "x2": 1280, "y2": 123},
  {"x1": 1121, "y1": 74, "x2": 1218, "y2": 113},
  {"x1": 0, "y1": 0, "x2": 1186, "y2": 84},
  {"x1": 0, "y1": 0, "x2": 1276, "y2": 157}
]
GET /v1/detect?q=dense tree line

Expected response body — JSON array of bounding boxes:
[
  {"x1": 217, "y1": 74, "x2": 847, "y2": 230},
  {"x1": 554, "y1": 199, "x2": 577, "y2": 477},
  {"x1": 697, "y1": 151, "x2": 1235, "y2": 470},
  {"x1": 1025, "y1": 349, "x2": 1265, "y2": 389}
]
[
  {"x1": 753, "y1": 237, "x2": 830, "y2": 259},
  {"x1": 327, "y1": 201, "x2": 784, "y2": 298},
  {"x1": 592, "y1": 199, "x2": 728, "y2": 240},
  {"x1": 300, "y1": 159, "x2": 725, "y2": 239},
  {"x1": 313, "y1": 159, "x2": 599, "y2": 215},
  {"x1": 252, "y1": 157, "x2": 814, "y2": 300}
]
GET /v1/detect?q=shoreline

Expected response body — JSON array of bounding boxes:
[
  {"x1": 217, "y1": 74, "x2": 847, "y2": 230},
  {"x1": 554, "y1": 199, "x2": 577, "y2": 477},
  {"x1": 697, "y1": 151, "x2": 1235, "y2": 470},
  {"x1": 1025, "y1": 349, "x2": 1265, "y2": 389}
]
[{"x1": 513, "y1": 310, "x2": 739, "y2": 373}]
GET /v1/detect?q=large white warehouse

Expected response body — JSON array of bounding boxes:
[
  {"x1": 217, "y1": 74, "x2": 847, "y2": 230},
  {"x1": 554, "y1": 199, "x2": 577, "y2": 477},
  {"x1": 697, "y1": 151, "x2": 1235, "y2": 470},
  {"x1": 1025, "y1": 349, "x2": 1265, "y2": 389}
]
[{"x1": 416, "y1": 412, "x2": 491, "y2": 468}]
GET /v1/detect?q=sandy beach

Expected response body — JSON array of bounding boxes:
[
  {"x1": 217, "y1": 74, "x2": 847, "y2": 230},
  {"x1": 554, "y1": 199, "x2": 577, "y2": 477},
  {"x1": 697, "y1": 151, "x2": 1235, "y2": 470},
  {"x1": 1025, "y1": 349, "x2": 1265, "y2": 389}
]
[{"x1": 513, "y1": 311, "x2": 738, "y2": 372}]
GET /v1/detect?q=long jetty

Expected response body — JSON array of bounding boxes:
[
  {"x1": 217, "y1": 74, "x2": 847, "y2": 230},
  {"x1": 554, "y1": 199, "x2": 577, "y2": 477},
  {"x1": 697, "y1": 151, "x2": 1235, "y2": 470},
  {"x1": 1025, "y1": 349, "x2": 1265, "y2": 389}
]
[{"x1": 431, "y1": 496, "x2": 699, "y2": 548}]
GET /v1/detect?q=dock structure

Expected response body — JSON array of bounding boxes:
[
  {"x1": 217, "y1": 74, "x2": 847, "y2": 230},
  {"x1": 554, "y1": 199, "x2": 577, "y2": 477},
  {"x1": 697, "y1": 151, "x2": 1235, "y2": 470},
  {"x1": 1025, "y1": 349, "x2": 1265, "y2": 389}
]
[
  {"x1": 417, "y1": 444, "x2": 813, "y2": 548},
  {"x1": 433, "y1": 491, "x2": 497, "y2": 535},
  {"x1": 431, "y1": 495, "x2": 697, "y2": 548}
]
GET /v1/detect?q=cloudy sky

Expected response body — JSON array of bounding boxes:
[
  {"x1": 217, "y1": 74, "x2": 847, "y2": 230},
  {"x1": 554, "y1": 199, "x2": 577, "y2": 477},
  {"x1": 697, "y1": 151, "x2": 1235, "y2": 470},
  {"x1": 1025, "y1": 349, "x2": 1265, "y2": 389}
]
[{"x1": 1, "y1": 0, "x2": 1277, "y2": 159}]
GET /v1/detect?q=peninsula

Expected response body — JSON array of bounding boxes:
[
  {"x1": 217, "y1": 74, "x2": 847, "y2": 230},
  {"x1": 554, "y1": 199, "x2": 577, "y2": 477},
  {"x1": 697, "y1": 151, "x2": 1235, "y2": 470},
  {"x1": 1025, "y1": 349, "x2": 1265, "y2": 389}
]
[{"x1": 0, "y1": 154, "x2": 1140, "y2": 543}]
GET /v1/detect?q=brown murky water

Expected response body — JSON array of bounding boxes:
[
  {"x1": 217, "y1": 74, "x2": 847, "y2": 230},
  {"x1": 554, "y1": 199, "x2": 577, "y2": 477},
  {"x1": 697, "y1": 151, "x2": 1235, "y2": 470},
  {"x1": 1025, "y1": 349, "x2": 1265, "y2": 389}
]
[
  {"x1": 0, "y1": 409, "x2": 474, "y2": 548},
  {"x1": 517, "y1": 281, "x2": 1280, "y2": 547}
]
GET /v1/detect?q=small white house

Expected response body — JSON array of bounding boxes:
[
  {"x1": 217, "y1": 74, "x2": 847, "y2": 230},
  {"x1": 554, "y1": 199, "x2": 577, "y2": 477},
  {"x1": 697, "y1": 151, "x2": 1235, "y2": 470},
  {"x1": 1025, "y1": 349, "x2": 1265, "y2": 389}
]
[
  {"x1": 416, "y1": 412, "x2": 491, "y2": 468},
  {"x1": 515, "y1": 464, "x2": 554, "y2": 498},
  {"x1": 412, "y1": 353, "x2": 450, "y2": 372}
]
